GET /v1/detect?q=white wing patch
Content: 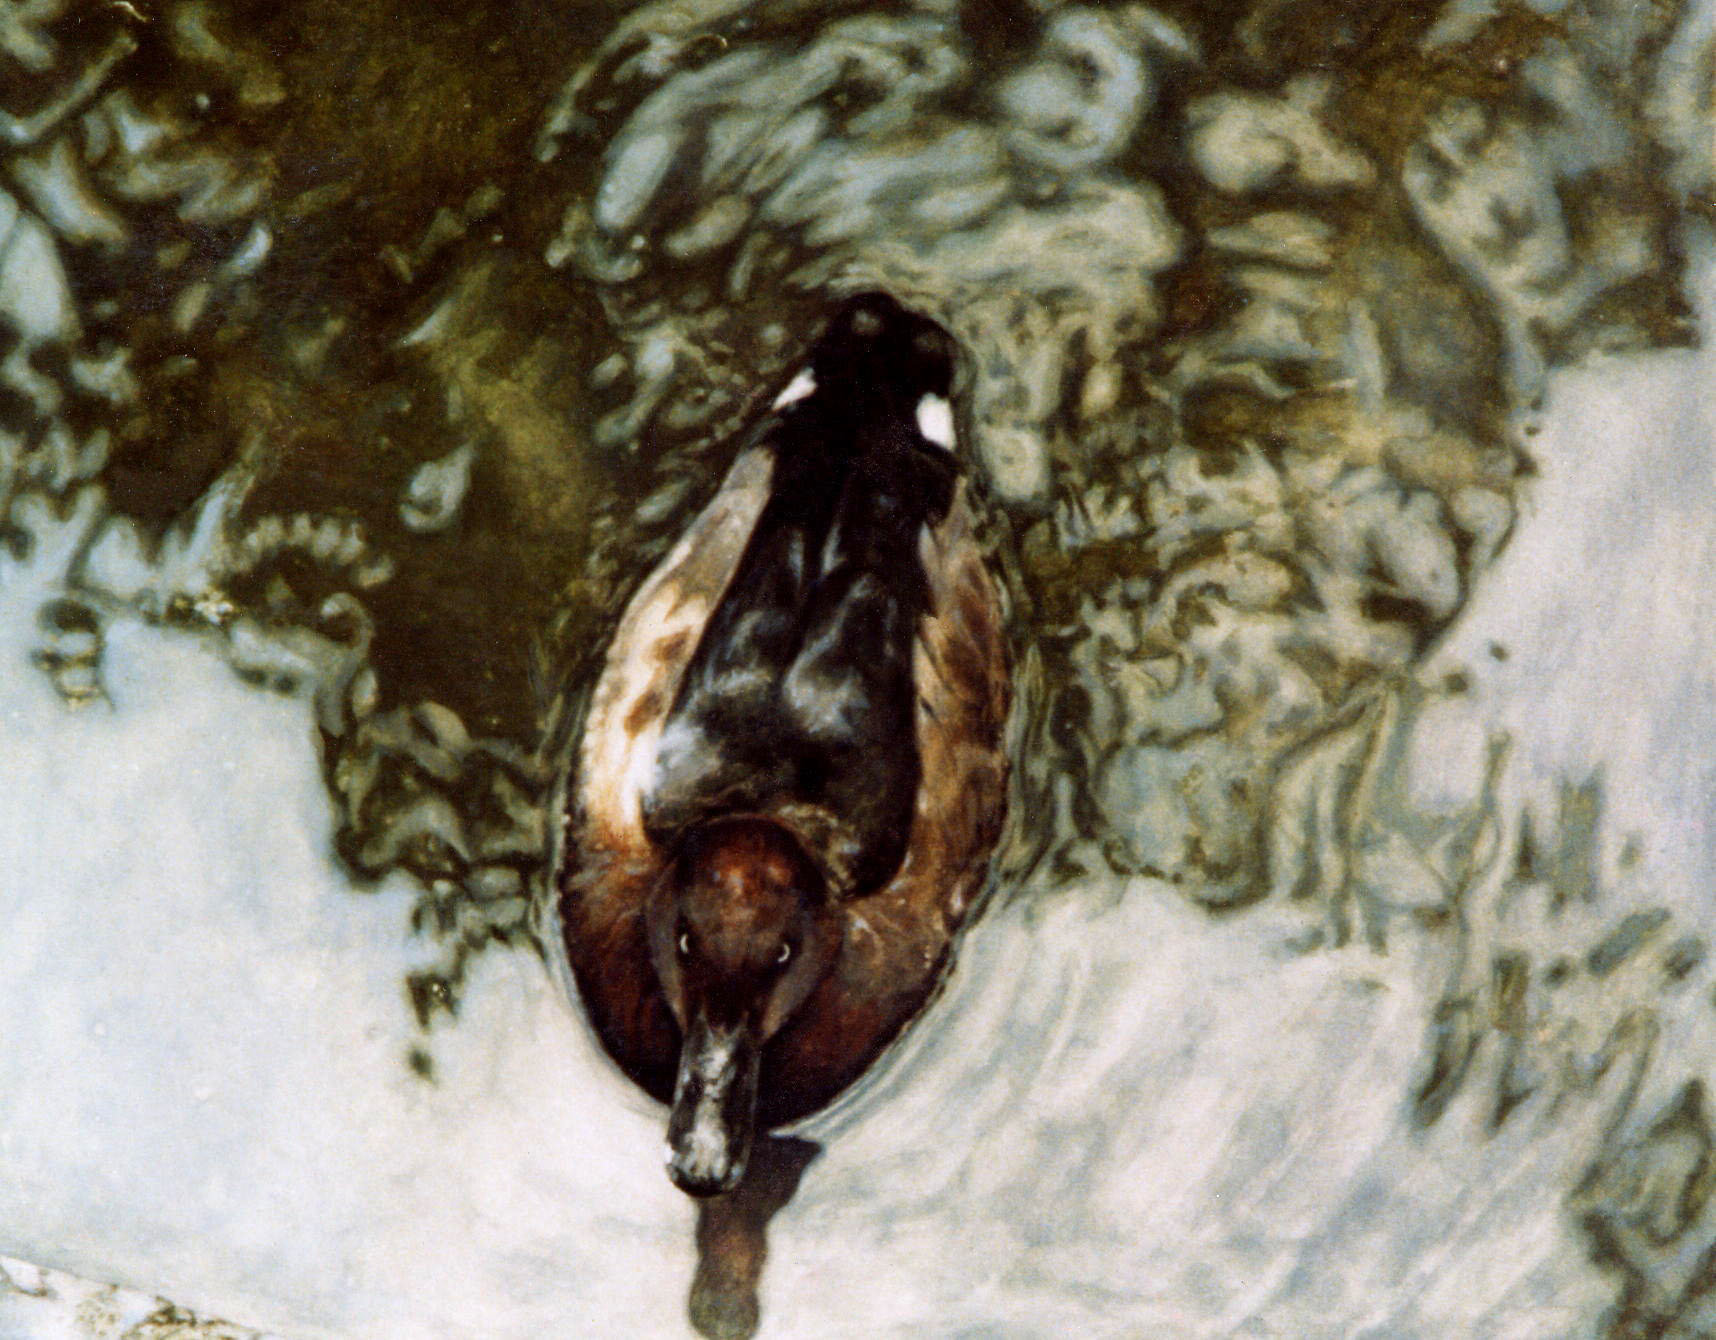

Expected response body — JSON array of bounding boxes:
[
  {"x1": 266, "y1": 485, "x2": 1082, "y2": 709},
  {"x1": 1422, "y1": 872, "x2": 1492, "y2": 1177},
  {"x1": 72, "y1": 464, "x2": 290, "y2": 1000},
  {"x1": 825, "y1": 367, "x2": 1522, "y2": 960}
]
[
  {"x1": 771, "y1": 368, "x2": 817, "y2": 409},
  {"x1": 915, "y1": 394, "x2": 954, "y2": 450}
]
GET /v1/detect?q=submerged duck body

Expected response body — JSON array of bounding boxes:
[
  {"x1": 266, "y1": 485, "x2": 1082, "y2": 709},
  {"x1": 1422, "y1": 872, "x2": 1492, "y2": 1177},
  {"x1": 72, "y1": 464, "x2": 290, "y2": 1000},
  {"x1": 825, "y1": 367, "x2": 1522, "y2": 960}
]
[{"x1": 557, "y1": 295, "x2": 1009, "y2": 1195}]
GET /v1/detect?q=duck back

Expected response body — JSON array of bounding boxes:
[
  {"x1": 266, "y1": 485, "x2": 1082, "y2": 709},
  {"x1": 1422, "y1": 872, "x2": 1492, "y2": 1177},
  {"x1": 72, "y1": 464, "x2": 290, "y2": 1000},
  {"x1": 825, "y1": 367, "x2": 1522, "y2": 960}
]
[{"x1": 643, "y1": 308, "x2": 957, "y2": 897}]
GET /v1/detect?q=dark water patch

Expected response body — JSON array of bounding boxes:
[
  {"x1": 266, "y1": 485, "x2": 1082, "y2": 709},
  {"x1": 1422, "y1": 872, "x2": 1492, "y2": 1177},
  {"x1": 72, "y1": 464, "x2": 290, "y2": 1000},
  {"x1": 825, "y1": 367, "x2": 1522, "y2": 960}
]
[{"x1": 1590, "y1": 911, "x2": 1675, "y2": 979}]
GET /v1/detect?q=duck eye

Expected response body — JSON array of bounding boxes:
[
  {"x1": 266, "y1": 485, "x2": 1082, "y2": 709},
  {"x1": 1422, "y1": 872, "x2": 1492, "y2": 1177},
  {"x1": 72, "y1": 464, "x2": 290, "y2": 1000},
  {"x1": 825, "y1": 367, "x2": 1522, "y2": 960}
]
[
  {"x1": 776, "y1": 942, "x2": 793, "y2": 966},
  {"x1": 677, "y1": 932, "x2": 691, "y2": 958}
]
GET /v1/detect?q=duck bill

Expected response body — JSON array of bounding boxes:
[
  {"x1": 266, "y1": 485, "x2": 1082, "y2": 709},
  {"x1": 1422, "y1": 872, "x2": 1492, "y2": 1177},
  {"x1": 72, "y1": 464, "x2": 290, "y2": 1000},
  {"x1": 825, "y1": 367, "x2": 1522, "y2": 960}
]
[{"x1": 666, "y1": 1009, "x2": 761, "y2": 1197}]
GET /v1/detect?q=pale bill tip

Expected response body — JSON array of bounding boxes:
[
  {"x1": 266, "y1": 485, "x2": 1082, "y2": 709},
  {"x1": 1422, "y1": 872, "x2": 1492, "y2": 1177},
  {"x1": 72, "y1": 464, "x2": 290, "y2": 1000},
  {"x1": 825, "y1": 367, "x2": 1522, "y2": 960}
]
[{"x1": 916, "y1": 393, "x2": 954, "y2": 450}]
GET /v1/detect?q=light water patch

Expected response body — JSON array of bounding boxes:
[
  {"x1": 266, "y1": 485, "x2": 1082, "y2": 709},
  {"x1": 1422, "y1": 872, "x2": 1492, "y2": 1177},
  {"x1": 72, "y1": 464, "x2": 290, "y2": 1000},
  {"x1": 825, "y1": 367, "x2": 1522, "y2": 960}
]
[{"x1": 0, "y1": 543, "x2": 694, "y2": 1339}]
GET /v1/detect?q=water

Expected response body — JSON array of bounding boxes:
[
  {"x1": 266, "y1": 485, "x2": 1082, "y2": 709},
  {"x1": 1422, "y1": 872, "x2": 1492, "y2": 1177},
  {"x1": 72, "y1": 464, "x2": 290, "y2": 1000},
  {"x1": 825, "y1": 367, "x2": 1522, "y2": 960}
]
[
  {"x1": 0, "y1": 245, "x2": 1708, "y2": 1339},
  {"x1": 2, "y1": 1, "x2": 1714, "y2": 1335}
]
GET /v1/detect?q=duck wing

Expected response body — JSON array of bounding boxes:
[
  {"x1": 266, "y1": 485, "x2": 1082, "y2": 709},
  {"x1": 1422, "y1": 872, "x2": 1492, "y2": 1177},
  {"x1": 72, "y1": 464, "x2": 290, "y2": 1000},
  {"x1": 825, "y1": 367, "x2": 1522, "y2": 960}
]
[{"x1": 575, "y1": 444, "x2": 776, "y2": 858}]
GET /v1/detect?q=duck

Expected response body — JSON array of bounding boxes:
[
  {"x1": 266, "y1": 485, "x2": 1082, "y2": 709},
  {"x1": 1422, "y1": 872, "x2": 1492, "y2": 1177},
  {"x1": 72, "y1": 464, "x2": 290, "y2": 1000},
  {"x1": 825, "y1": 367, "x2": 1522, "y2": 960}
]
[{"x1": 555, "y1": 293, "x2": 1009, "y2": 1197}]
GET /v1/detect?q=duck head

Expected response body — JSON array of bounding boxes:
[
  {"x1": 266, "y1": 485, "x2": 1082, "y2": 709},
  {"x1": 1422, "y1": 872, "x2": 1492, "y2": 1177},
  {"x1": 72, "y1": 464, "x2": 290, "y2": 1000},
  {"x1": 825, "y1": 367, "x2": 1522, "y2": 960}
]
[{"x1": 646, "y1": 815, "x2": 843, "y2": 1196}]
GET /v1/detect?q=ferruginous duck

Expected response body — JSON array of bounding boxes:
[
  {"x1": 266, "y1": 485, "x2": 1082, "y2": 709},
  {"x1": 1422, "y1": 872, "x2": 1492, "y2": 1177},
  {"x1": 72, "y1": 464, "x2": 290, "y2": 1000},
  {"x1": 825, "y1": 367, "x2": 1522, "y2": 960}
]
[{"x1": 555, "y1": 294, "x2": 1009, "y2": 1196}]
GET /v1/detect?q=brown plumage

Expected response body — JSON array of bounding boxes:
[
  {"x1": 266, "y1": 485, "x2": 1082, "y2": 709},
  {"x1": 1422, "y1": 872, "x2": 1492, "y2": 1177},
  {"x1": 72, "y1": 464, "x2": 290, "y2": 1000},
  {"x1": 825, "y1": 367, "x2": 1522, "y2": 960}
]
[{"x1": 555, "y1": 296, "x2": 1009, "y2": 1195}]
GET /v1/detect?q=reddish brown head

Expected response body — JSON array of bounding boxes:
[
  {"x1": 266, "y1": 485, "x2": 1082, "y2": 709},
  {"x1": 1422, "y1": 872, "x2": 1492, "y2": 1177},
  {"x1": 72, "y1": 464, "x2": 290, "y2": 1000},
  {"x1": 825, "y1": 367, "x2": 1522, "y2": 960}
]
[{"x1": 645, "y1": 815, "x2": 843, "y2": 1196}]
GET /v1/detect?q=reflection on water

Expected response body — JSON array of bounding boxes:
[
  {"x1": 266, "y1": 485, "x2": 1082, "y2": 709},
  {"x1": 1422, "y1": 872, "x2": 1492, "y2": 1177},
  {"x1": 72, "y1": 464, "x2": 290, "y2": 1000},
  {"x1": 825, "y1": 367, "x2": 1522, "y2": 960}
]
[
  {"x1": 0, "y1": 0, "x2": 1713, "y2": 1334},
  {"x1": 0, "y1": 1256, "x2": 279, "y2": 1339}
]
